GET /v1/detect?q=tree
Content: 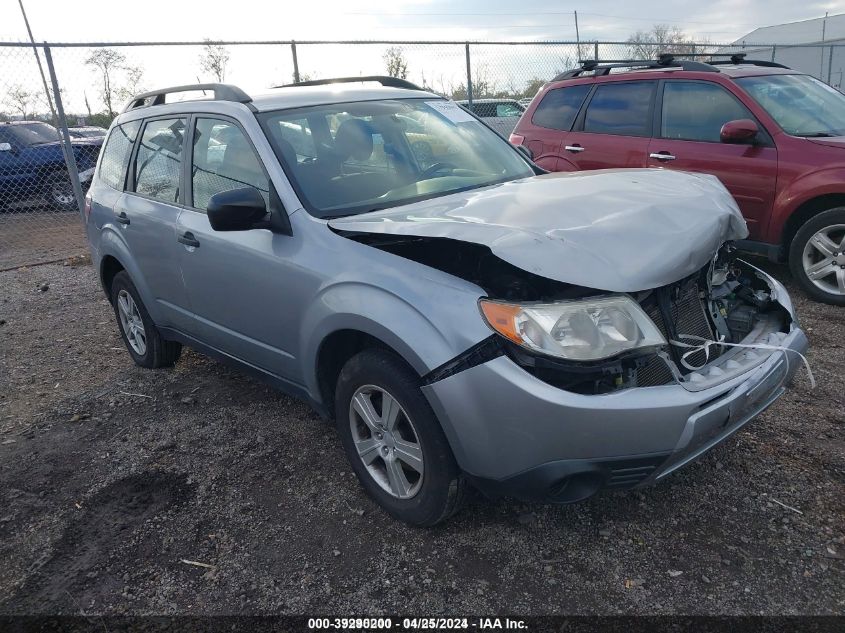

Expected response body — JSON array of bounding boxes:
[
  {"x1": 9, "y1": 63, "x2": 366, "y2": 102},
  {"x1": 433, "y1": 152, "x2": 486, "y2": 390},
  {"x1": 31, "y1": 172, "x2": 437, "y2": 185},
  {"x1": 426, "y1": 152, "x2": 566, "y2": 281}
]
[
  {"x1": 627, "y1": 24, "x2": 707, "y2": 60},
  {"x1": 116, "y1": 64, "x2": 145, "y2": 103},
  {"x1": 384, "y1": 47, "x2": 409, "y2": 79},
  {"x1": 85, "y1": 48, "x2": 127, "y2": 116},
  {"x1": 520, "y1": 77, "x2": 547, "y2": 100},
  {"x1": 6, "y1": 85, "x2": 33, "y2": 119},
  {"x1": 199, "y1": 40, "x2": 230, "y2": 82}
]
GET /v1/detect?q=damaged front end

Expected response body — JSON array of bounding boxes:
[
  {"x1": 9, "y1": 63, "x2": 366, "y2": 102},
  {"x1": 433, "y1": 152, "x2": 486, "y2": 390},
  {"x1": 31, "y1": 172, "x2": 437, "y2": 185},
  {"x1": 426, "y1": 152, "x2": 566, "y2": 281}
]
[{"x1": 395, "y1": 241, "x2": 797, "y2": 395}]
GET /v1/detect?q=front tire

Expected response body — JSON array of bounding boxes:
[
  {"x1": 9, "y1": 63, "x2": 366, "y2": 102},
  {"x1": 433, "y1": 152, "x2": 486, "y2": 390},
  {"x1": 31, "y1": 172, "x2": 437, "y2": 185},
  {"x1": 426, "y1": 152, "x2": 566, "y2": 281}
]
[
  {"x1": 789, "y1": 208, "x2": 845, "y2": 306},
  {"x1": 335, "y1": 349, "x2": 467, "y2": 526},
  {"x1": 111, "y1": 271, "x2": 182, "y2": 368},
  {"x1": 42, "y1": 176, "x2": 77, "y2": 212}
]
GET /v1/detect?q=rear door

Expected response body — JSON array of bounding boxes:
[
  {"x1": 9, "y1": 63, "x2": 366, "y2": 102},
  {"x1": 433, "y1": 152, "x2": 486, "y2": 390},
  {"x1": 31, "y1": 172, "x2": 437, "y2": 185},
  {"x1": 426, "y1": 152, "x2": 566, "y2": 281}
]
[
  {"x1": 563, "y1": 80, "x2": 656, "y2": 170},
  {"x1": 520, "y1": 83, "x2": 592, "y2": 171},
  {"x1": 647, "y1": 80, "x2": 778, "y2": 240},
  {"x1": 120, "y1": 116, "x2": 192, "y2": 328}
]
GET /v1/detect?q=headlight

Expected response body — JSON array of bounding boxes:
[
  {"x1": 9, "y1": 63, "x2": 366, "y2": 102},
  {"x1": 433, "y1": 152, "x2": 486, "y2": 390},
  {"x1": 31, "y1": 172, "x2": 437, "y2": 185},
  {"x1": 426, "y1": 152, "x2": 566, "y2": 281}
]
[{"x1": 479, "y1": 296, "x2": 666, "y2": 361}]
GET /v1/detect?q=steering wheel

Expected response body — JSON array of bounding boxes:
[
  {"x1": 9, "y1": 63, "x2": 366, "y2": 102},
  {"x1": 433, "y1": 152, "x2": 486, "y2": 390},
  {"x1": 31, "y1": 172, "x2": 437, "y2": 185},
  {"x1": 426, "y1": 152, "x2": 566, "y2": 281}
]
[{"x1": 419, "y1": 162, "x2": 456, "y2": 179}]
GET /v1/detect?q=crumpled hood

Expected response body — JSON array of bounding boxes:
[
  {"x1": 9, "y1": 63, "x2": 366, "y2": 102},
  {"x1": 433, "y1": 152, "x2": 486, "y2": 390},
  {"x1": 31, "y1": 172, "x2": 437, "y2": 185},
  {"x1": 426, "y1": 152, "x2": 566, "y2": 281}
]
[{"x1": 329, "y1": 169, "x2": 748, "y2": 292}]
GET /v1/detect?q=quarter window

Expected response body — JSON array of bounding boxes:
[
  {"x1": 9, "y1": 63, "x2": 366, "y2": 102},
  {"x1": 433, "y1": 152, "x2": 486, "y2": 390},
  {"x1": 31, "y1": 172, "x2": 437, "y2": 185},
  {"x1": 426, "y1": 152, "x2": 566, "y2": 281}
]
[
  {"x1": 583, "y1": 82, "x2": 655, "y2": 137},
  {"x1": 191, "y1": 118, "x2": 270, "y2": 211},
  {"x1": 134, "y1": 118, "x2": 186, "y2": 203},
  {"x1": 98, "y1": 120, "x2": 140, "y2": 190},
  {"x1": 662, "y1": 81, "x2": 754, "y2": 142},
  {"x1": 532, "y1": 85, "x2": 591, "y2": 131}
]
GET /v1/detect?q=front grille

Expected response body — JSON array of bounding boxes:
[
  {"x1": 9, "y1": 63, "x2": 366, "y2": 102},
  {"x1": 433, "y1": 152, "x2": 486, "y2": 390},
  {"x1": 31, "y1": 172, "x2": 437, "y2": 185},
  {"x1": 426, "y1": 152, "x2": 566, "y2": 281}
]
[{"x1": 636, "y1": 277, "x2": 719, "y2": 386}]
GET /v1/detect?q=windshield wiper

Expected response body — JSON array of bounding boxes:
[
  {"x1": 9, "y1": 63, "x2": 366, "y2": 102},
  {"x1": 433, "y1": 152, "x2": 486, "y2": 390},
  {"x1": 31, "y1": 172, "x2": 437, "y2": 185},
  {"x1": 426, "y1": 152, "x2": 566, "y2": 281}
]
[{"x1": 795, "y1": 132, "x2": 838, "y2": 137}]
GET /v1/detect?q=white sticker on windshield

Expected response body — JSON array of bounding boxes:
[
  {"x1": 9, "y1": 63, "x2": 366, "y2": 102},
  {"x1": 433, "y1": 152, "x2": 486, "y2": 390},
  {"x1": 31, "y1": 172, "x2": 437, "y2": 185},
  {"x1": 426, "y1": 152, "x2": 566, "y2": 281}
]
[{"x1": 426, "y1": 100, "x2": 475, "y2": 123}]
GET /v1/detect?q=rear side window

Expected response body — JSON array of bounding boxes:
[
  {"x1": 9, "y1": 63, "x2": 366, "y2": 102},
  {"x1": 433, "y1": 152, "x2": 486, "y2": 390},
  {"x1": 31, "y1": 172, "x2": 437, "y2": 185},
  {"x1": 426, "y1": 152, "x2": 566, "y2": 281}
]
[
  {"x1": 98, "y1": 120, "x2": 140, "y2": 190},
  {"x1": 532, "y1": 85, "x2": 591, "y2": 131},
  {"x1": 583, "y1": 82, "x2": 655, "y2": 137},
  {"x1": 134, "y1": 118, "x2": 186, "y2": 203},
  {"x1": 661, "y1": 81, "x2": 754, "y2": 142}
]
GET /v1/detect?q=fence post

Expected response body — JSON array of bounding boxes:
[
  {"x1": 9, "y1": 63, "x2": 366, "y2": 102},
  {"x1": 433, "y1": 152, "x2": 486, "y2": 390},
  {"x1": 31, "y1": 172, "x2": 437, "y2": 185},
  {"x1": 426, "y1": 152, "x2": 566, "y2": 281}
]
[
  {"x1": 594, "y1": 41, "x2": 599, "y2": 60},
  {"x1": 828, "y1": 45, "x2": 834, "y2": 85},
  {"x1": 43, "y1": 44, "x2": 85, "y2": 220},
  {"x1": 771, "y1": 45, "x2": 777, "y2": 62},
  {"x1": 291, "y1": 41, "x2": 300, "y2": 83},
  {"x1": 465, "y1": 42, "x2": 472, "y2": 106}
]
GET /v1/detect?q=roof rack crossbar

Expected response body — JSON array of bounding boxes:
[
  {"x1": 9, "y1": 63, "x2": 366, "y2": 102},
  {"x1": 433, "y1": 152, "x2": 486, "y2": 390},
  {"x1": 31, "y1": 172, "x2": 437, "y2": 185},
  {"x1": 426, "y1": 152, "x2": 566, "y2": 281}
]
[
  {"x1": 277, "y1": 75, "x2": 424, "y2": 91},
  {"x1": 122, "y1": 83, "x2": 252, "y2": 112},
  {"x1": 553, "y1": 57, "x2": 718, "y2": 81}
]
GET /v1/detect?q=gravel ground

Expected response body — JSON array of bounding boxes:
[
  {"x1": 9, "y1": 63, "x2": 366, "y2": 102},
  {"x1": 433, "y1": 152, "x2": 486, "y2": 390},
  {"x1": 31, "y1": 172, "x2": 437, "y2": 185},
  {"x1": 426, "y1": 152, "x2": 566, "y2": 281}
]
[
  {"x1": 0, "y1": 210, "x2": 86, "y2": 270},
  {"x1": 0, "y1": 258, "x2": 842, "y2": 616}
]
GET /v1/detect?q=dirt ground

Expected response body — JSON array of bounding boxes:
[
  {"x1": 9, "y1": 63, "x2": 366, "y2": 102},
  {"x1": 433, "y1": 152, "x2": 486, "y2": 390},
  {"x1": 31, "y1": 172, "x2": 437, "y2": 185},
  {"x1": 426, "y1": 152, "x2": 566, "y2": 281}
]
[
  {"x1": 0, "y1": 257, "x2": 842, "y2": 616},
  {"x1": 0, "y1": 210, "x2": 87, "y2": 271}
]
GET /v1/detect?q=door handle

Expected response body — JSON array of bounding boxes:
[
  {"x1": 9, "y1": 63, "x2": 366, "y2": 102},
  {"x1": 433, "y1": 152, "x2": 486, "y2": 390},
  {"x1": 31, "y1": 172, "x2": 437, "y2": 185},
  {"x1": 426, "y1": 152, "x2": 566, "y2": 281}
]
[
  {"x1": 115, "y1": 211, "x2": 130, "y2": 225},
  {"x1": 177, "y1": 231, "x2": 200, "y2": 248},
  {"x1": 564, "y1": 145, "x2": 585, "y2": 153},
  {"x1": 649, "y1": 152, "x2": 676, "y2": 161}
]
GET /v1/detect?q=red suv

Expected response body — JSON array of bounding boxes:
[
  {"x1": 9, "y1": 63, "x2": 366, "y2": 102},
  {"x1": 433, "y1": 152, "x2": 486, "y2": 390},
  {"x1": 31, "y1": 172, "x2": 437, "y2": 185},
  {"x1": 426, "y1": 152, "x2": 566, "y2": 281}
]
[{"x1": 511, "y1": 55, "x2": 845, "y2": 305}]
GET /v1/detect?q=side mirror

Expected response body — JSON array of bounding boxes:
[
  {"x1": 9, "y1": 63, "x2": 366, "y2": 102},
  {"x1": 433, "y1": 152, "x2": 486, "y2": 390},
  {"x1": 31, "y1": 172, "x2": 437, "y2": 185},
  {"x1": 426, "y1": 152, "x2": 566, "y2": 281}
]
[
  {"x1": 207, "y1": 187, "x2": 267, "y2": 231},
  {"x1": 0, "y1": 142, "x2": 12, "y2": 152},
  {"x1": 720, "y1": 119, "x2": 759, "y2": 144},
  {"x1": 516, "y1": 144, "x2": 534, "y2": 161}
]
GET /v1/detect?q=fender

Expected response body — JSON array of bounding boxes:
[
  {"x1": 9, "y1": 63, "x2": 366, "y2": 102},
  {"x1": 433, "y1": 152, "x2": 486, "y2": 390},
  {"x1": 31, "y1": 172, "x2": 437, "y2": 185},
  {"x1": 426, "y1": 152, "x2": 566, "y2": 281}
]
[
  {"x1": 97, "y1": 227, "x2": 163, "y2": 323},
  {"x1": 300, "y1": 280, "x2": 491, "y2": 403},
  {"x1": 770, "y1": 166, "x2": 845, "y2": 243}
]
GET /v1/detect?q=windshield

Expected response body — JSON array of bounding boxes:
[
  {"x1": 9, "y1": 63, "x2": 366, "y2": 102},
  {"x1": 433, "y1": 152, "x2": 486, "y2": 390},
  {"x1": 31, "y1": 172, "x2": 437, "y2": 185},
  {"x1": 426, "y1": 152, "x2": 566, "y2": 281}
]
[
  {"x1": 6, "y1": 122, "x2": 60, "y2": 145},
  {"x1": 259, "y1": 98, "x2": 534, "y2": 217},
  {"x1": 737, "y1": 74, "x2": 845, "y2": 137}
]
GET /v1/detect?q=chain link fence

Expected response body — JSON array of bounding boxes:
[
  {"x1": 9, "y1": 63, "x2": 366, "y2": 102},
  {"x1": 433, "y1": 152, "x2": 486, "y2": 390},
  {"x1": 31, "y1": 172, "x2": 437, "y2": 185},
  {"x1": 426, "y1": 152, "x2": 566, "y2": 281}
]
[{"x1": 0, "y1": 38, "x2": 840, "y2": 268}]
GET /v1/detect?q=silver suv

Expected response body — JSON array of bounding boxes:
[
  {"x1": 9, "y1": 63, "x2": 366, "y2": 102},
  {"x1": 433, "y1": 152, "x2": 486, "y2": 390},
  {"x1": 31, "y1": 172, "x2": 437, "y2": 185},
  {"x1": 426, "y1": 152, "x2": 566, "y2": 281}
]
[{"x1": 85, "y1": 78, "x2": 808, "y2": 526}]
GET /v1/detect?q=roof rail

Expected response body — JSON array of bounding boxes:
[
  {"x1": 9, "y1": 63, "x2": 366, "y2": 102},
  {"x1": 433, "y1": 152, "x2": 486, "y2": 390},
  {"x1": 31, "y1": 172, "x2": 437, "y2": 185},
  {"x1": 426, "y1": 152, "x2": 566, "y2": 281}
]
[
  {"x1": 552, "y1": 56, "x2": 718, "y2": 81},
  {"x1": 277, "y1": 75, "x2": 425, "y2": 91},
  {"x1": 122, "y1": 83, "x2": 252, "y2": 113}
]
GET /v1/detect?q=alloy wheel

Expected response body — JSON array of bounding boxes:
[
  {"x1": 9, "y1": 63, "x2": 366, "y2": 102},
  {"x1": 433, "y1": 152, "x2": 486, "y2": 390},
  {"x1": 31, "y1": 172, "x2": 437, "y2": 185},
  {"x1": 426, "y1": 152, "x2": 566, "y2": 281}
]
[
  {"x1": 117, "y1": 289, "x2": 147, "y2": 355},
  {"x1": 348, "y1": 384, "x2": 424, "y2": 499},
  {"x1": 802, "y1": 223, "x2": 845, "y2": 296}
]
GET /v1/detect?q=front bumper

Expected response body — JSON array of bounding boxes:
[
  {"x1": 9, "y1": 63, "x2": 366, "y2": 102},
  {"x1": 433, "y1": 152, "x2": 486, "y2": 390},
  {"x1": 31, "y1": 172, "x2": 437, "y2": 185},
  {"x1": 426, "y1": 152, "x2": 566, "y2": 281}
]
[{"x1": 422, "y1": 323, "x2": 808, "y2": 503}]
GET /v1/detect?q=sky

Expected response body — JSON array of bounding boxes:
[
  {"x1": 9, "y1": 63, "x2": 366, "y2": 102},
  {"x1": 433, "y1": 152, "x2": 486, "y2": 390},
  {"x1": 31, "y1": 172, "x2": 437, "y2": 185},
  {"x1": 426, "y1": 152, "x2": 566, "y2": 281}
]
[
  {"x1": 3, "y1": 0, "x2": 845, "y2": 43},
  {"x1": 3, "y1": 0, "x2": 845, "y2": 116}
]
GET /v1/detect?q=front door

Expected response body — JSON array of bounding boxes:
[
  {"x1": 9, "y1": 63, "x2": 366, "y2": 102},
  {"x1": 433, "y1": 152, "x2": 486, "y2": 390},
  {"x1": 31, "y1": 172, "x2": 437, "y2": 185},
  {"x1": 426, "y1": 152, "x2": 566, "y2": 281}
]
[
  {"x1": 176, "y1": 116, "x2": 300, "y2": 380},
  {"x1": 647, "y1": 80, "x2": 778, "y2": 240}
]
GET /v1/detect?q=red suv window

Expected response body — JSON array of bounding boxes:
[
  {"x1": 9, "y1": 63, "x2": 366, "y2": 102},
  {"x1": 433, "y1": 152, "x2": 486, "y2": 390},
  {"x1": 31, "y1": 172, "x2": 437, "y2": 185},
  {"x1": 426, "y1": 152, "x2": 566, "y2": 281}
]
[
  {"x1": 531, "y1": 84, "x2": 591, "y2": 131},
  {"x1": 583, "y1": 81, "x2": 655, "y2": 137},
  {"x1": 661, "y1": 81, "x2": 754, "y2": 143}
]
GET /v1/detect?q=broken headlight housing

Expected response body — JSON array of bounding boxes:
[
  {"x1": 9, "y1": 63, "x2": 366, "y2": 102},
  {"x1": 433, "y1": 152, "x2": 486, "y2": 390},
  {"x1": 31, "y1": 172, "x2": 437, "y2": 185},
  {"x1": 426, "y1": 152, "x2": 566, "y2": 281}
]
[{"x1": 479, "y1": 296, "x2": 666, "y2": 361}]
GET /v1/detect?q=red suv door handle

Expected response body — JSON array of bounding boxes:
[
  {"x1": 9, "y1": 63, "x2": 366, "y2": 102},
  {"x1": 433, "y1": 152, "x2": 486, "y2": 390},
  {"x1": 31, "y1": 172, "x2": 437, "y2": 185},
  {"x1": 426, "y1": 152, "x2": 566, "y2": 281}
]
[
  {"x1": 649, "y1": 151, "x2": 676, "y2": 161},
  {"x1": 565, "y1": 144, "x2": 585, "y2": 153}
]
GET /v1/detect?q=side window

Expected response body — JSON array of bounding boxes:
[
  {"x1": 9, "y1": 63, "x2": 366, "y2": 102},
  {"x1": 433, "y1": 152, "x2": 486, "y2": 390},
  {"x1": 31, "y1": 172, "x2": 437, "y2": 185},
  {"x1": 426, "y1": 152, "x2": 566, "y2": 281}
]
[
  {"x1": 191, "y1": 118, "x2": 270, "y2": 211},
  {"x1": 531, "y1": 85, "x2": 591, "y2": 131},
  {"x1": 496, "y1": 102, "x2": 523, "y2": 117},
  {"x1": 583, "y1": 82, "x2": 655, "y2": 137},
  {"x1": 662, "y1": 81, "x2": 755, "y2": 142},
  {"x1": 134, "y1": 118, "x2": 186, "y2": 203},
  {"x1": 98, "y1": 120, "x2": 140, "y2": 190}
]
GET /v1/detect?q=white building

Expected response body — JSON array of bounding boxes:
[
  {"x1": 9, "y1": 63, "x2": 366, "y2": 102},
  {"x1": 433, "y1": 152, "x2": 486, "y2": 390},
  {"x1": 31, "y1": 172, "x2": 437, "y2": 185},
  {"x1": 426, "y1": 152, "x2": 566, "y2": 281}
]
[{"x1": 721, "y1": 14, "x2": 845, "y2": 87}]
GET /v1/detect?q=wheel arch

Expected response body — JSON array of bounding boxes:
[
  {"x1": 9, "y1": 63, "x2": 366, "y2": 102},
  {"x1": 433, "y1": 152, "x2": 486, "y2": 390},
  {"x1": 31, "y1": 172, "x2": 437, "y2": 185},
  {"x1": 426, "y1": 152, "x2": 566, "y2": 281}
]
[{"x1": 781, "y1": 194, "x2": 845, "y2": 255}]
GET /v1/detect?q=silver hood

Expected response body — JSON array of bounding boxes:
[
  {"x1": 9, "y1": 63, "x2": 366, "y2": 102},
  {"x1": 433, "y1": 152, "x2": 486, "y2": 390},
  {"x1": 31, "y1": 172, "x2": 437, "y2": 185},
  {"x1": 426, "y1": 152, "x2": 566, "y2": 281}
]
[{"x1": 329, "y1": 169, "x2": 748, "y2": 292}]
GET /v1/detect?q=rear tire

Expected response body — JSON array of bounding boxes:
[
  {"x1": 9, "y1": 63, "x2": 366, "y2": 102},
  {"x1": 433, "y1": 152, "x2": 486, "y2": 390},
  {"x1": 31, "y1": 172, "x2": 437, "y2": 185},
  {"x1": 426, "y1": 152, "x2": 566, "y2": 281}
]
[
  {"x1": 111, "y1": 271, "x2": 182, "y2": 368},
  {"x1": 334, "y1": 348, "x2": 467, "y2": 526},
  {"x1": 789, "y1": 208, "x2": 845, "y2": 306}
]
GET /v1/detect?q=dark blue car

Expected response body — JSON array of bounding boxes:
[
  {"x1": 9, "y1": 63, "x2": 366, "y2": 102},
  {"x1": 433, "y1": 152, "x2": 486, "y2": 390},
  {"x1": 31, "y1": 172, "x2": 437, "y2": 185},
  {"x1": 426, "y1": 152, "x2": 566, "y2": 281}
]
[{"x1": 0, "y1": 121, "x2": 102, "y2": 211}]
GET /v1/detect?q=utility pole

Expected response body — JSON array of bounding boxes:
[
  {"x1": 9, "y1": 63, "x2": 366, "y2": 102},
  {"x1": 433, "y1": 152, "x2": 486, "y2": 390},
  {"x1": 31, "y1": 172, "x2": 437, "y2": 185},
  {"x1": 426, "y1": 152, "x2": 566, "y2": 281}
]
[
  {"x1": 574, "y1": 11, "x2": 582, "y2": 61},
  {"x1": 822, "y1": 12, "x2": 828, "y2": 79}
]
